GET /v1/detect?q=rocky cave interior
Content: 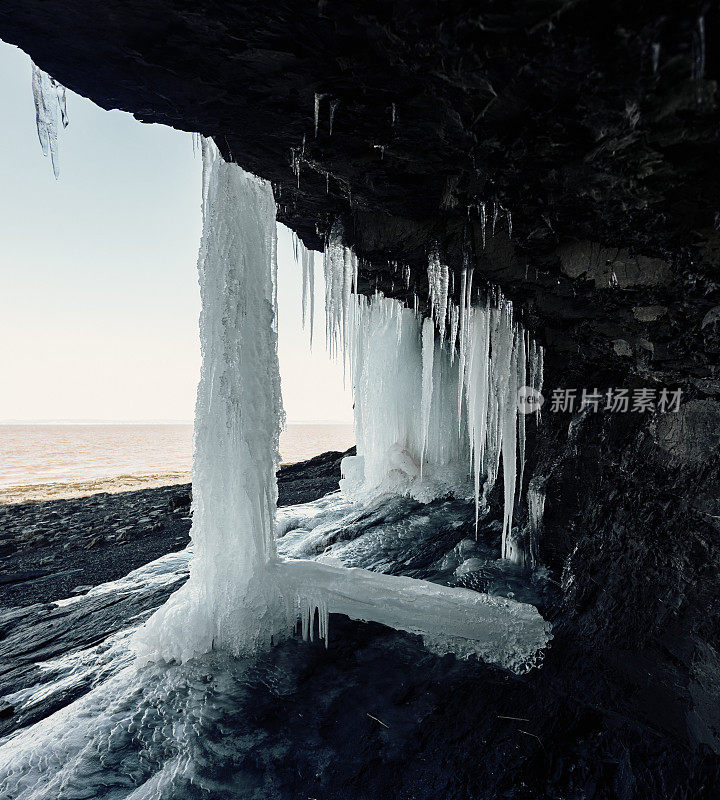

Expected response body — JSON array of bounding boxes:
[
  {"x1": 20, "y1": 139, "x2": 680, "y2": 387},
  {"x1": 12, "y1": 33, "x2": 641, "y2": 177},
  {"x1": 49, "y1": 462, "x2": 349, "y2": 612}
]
[{"x1": 1, "y1": 1, "x2": 719, "y2": 797}]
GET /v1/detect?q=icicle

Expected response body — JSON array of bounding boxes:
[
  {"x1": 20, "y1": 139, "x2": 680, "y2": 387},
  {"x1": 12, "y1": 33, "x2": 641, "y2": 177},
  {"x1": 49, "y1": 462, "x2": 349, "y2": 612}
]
[
  {"x1": 480, "y1": 202, "x2": 487, "y2": 248},
  {"x1": 695, "y1": 16, "x2": 706, "y2": 104},
  {"x1": 427, "y1": 250, "x2": 449, "y2": 339},
  {"x1": 465, "y1": 304, "x2": 490, "y2": 531},
  {"x1": 457, "y1": 268, "x2": 468, "y2": 428},
  {"x1": 300, "y1": 239, "x2": 316, "y2": 348},
  {"x1": 420, "y1": 317, "x2": 435, "y2": 474},
  {"x1": 507, "y1": 210, "x2": 513, "y2": 239},
  {"x1": 439, "y1": 263, "x2": 449, "y2": 340},
  {"x1": 31, "y1": 62, "x2": 67, "y2": 179},
  {"x1": 516, "y1": 331, "x2": 527, "y2": 507},
  {"x1": 449, "y1": 303, "x2": 459, "y2": 363},
  {"x1": 323, "y1": 221, "x2": 359, "y2": 358},
  {"x1": 339, "y1": 282, "x2": 542, "y2": 562},
  {"x1": 290, "y1": 147, "x2": 301, "y2": 188},
  {"x1": 329, "y1": 99, "x2": 339, "y2": 135},
  {"x1": 492, "y1": 202, "x2": 499, "y2": 236},
  {"x1": 56, "y1": 84, "x2": 68, "y2": 128},
  {"x1": 652, "y1": 42, "x2": 661, "y2": 74},
  {"x1": 500, "y1": 332, "x2": 519, "y2": 559},
  {"x1": 308, "y1": 249, "x2": 316, "y2": 347},
  {"x1": 342, "y1": 247, "x2": 354, "y2": 354},
  {"x1": 391, "y1": 102, "x2": 396, "y2": 126},
  {"x1": 526, "y1": 476, "x2": 546, "y2": 568},
  {"x1": 535, "y1": 344, "x2": 544, "y2": 423},
  {"x1": 314, "y1": 92, "x2": 325, "y2": 137}
]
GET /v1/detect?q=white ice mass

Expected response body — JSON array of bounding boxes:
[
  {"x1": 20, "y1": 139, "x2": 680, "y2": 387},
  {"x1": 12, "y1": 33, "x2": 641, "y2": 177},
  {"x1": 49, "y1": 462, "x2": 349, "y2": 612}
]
[
  {"x1": 130, "y1": 141, "x2": 548, "y2": 670},
  {"x1": 133, "y1": 139, "x2": 288, "y2": 664},
  {"x1": 327, "y1": 233, "x2": 545, "y2": 564}
]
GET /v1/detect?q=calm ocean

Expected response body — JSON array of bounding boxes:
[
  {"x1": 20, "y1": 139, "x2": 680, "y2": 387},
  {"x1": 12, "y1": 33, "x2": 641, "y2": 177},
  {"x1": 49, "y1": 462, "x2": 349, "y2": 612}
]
[{"x1": 0, "y1": 423, "x2": 354, "y2": 500}]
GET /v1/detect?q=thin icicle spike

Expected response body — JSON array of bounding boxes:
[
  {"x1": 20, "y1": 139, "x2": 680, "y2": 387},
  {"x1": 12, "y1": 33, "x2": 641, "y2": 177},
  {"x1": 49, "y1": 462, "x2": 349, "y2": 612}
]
[
  {"x1": 427, "y1": 249, "x2": 449, "y2": 339},
  {"x1": 695, "y1": 15, "x2": 706, "y2": 104},
  {"x1": 314, "y1": 92, "x2": 324, "y2": 137},
  {"x1": 329, "y1": 99, "x2": 338, "y2": 135},
  {"x1": 298, "y1": 237, "x2": 317, "y2": 348},
  {"x1": 516, "y1": 331, "x2": 527, "y2": 508},
  {"x1": 449, "y1": 303, "x2": 459, "y2": 364},
  {"x1": 420, "y1": 317, "x2": 435, "y2": 475}
]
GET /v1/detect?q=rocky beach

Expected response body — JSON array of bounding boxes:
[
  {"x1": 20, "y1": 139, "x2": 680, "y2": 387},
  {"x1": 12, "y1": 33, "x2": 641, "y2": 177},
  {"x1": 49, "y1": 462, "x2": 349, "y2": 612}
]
[{"x1": 0, "y1": 450, "x2": 349, "y2": 609}]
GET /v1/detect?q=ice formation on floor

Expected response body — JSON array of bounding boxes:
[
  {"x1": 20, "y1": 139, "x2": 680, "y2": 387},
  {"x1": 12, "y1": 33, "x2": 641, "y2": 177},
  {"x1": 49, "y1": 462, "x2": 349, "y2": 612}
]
[
  {"x1": 0, "y1": 482, "x2": 554, "y2": 798},
  {"x1": 31, "y1": 62, "x2": 68, "y2": 179},
  {"x1": 329, "y1": 235, "x2": 544, "y2": 561}
]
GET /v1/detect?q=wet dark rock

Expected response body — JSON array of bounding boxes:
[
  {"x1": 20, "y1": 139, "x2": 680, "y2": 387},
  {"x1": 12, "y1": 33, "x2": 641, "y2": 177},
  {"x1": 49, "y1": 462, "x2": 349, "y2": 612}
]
[
  {"x1": 167, "y1": 491, "x2": 191, "y2": 512},
  {"x1": 277, "y1": 446, "x2": 354, "y2": 505}
]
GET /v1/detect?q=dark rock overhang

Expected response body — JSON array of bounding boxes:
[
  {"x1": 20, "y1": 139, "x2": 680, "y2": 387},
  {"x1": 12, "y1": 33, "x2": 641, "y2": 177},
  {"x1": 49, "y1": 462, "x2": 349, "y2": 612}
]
[{"x1": 1, "y1": 0, "x2": 719, "y2": 388}]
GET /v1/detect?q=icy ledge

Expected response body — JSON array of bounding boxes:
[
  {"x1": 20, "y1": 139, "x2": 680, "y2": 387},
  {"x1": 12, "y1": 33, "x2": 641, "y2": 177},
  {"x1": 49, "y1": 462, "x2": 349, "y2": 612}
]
[{"x1": 276, "y1": 559, "x2": 552, "y2": 674}]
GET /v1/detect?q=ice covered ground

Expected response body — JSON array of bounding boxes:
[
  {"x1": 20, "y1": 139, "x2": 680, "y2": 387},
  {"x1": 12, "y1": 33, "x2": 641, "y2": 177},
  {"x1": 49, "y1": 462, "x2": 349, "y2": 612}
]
[{"x1": 0, "y1": 492, "x2": 552, "y2": 799}]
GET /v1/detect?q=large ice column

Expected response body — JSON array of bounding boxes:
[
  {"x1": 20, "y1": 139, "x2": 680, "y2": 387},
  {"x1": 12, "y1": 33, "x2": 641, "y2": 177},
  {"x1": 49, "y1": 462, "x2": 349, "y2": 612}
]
[
  {"x1": 339, "y1": 294, "x2": 470, "y2": 501},
  {"x1": 134, "y1": 141, "x2": 289, "y2": 664},
  {"x1": 341, "y1": 295, "x2": 423, "y2": 496}
]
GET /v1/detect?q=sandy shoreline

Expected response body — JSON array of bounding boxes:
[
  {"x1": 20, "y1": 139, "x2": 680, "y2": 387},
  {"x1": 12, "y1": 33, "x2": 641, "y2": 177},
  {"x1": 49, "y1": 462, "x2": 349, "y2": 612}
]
[{"x1": 0, "y1": 471, "x2": 193, "y2": 505}]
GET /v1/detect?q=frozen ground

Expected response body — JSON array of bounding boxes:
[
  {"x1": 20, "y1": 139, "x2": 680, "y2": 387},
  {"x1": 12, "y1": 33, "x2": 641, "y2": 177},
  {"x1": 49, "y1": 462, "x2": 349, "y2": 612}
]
[{"x1": 0, "y1": 490, "x2": 551, "y2": 799}]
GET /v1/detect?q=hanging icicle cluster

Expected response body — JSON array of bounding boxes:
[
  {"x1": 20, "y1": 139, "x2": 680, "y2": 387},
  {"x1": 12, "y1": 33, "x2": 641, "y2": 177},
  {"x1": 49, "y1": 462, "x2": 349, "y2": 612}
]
[
  {"x1": 323, "y1": 220, "x2": 358, "y2": 358},
  {"x1": 322, "y1": 227, "x2": 544, "y2": 561}
]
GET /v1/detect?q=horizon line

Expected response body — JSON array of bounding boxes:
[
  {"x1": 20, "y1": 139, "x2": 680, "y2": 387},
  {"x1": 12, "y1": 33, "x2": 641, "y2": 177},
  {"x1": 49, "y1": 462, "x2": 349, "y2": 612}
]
[{"x1": 0, "y1": 418, "x2": 354, "y2": 426}]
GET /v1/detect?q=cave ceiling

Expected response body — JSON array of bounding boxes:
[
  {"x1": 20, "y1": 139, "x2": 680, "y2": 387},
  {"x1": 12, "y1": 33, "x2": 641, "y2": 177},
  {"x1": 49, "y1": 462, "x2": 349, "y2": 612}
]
[{"x1": 2, "y1": 0, "x2": 719, "y2": 386}]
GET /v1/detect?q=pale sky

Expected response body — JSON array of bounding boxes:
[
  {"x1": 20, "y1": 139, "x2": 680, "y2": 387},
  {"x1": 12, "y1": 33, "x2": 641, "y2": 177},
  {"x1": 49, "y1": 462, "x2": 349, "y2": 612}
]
[{"x1": 0, "y1": 40, "x2": 352, "y2": 424}]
